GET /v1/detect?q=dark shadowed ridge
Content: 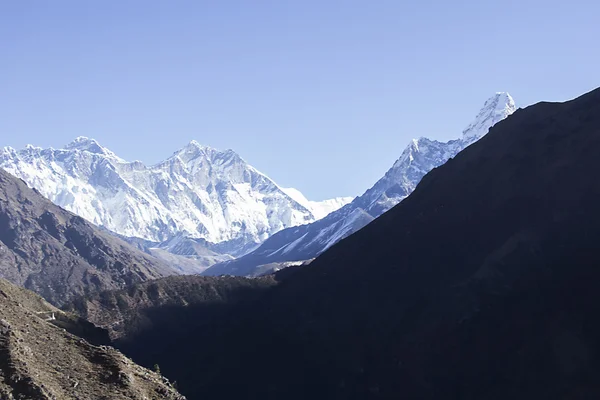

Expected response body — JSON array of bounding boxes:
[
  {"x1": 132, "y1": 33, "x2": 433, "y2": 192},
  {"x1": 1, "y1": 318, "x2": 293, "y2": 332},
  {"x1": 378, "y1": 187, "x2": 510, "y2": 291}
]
[
  {"x1": 203, "y1": 93, "x2": 516, "y2": 277},
  {"x1": 74, "y1": 87, "x2": 600, "y2": 399},
  {"x1": 65, "y1": 274, "x2": 278, "y2": 340},
  {"x1": 0, "y1": 168, "x2": 177, "y2": 306}
]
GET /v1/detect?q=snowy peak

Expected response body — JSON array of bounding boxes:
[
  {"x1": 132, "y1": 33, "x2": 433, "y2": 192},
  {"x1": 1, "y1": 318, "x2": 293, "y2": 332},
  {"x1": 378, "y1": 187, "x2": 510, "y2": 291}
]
[
  {"x1": 65, "y1": 136, "x2": 105, "y2": 152},
  {"x1": 281, "y1": 187, "x2": 354, "y2": 220},
  {"x1": 377, "y1": 92, "x2": 516, "y2": 212},
  {"x1": 312, "y1": 197, "x2": 355, "y2": 219},
  {"x1": 175, "y1": 140, "x2": 210, "y2": 157},
  {"x1": 202, "y1": 92, "x2": 519, "y2": 277},
  {"x1": 1, "y1": 146, "x2": 17, "y2": 160},
  {"x1": 186, "y1": 139, "x2": 204, "y2": 149},
  {"x1": 462, "y1": 92, "x2": 516, "y2": 142},
  {"x1": 63, "y1": 136, "x2": 121, "y2": 160},
  {"x1": 0, "y1": 137, "x2": 318, "y2": 254},
  {"x1": 165, "y1": 140, "x2": 241, "y2": 168},
  {"x1": 281, "y1": 187, "x2": 310, "y2": 208}
]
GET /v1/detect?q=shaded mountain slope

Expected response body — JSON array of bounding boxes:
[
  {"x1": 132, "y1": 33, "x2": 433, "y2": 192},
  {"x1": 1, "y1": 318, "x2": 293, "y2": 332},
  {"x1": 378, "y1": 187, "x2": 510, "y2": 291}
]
[
  {"x1": 66, "y1": 275, "x2": 278, "y2": 340},
  {"x1": 204, "y1": 92, "x2": 516, "y2": 277},
  {"x1": 100, "y1": 87, "x2": 600, "y2": 399},
  {"x1": 0, "y1": 278, "x2": 184, "y2": 399},
  {"x1": 0, "y1": 168, "x2": 175, "y2": 306}
]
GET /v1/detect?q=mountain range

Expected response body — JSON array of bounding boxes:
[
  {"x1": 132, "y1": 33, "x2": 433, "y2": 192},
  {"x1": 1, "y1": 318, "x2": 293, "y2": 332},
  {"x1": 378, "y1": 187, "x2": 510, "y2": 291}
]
[
  {"x1": 79, "y1": 86, "x2": 600, "y2": 399},
  {"x1": 203, "y1": 92, "x2": 516, "y2": 276},
  {"x1": 0, "y1": 168, "x2": 176, "y2": 306},
  {"x1": 0, "y1": 93, "x2": 514, "y2": 276},
  {"x1": 1, "y1": 87, "x2": 599, "y2": 400},
  {"x1": 0, "y1": 138, "x2": 351, "y2": 271}
]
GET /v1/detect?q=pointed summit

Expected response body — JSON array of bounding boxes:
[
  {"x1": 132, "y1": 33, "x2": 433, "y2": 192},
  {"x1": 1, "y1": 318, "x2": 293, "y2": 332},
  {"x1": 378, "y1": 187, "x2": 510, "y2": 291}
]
[
  {"x1": 176, "y1": 140, "x2": 213, "y2": 155},
  {"x1": 186, "y1": 139, "x2": 204, "y2": 149},
  {"x1": 63, "y1": 137, "x2": 122, "y2": 160},
  {"x1": 167, "y1": 140, "x2": 214, "y2": 164},
  {"x1": 65, "y1": 136, "x2": 105, "y2": 153},
  {"x1": 171, "y1": 141, "x2": 243, "y2": 166},
  {"x1": 203, "y1": 92, "x2": 520, "y2": 277},
  {"x1": 462, "y1": 92, "x2": 516, "y2": 143}
]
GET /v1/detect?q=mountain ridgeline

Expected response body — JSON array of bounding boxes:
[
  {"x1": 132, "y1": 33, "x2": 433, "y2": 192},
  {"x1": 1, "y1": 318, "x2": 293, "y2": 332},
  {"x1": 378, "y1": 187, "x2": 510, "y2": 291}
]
[
  {"x1": 0, "y1": 168, "x2": 175, "y2": 306},
  {"x1": 0, "y1": 139, "x2": 351, "y2": 271},
  {"x1": 203, "y1": 92, "x2": 516, "y2": 276},
  {"x1": 70, "y1": 88, "x2": 600, "y2": 399}
]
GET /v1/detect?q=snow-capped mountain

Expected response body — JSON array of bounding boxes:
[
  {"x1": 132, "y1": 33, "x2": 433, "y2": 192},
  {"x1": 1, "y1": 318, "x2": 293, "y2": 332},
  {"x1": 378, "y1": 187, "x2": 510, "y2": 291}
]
[
  {"x1": 203, "y1": 92, "x2": 517, "y2": 276},
  {"x1": 0, "y1": 138, "x2": 331, "y2": 259},
  {"x1": 280, "y1": 187, "x2": 354, "y2": 220}
]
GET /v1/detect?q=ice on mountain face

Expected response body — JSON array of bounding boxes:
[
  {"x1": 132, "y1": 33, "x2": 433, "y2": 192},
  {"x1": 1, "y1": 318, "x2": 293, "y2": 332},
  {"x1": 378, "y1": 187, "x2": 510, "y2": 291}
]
[
  {"x1": 0, "y1": 138, "x2": 318, "y2": 255},
  {"x1": 64, "y1": 136, "x2": 124, "y2": 160},
  {"x1": 354, "y1": 92, "x2": 517, "y2": 217},
  {"x1": 462, "y1": 92, "x2": 516, "y2": 143},
  {"x1": 203, "y1": 92, "x2": 517, "y2": 277},
  {"x1": 311, "y1": 197, "x2": 355, "y2": 219},
  {"x1": 280, "y1": 187, "x2": 354, "y2": 220},
  {"x1": 280, "y1": 188, "x2": 309, "y2": 208}
]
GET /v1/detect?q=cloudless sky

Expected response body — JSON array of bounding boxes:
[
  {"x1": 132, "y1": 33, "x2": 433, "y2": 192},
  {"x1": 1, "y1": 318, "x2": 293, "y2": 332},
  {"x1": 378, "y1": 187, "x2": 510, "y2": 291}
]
[{"x1": 1, "y1": 1, "x2": 599, "y2": 200}]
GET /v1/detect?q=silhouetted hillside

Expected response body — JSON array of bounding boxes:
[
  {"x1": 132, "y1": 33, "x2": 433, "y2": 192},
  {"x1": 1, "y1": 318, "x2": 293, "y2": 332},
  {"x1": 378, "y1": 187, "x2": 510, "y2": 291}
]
[
  {"x1": 77, "y1": 88, "x2": 600, "y2": 399},
  {"x1": 66, "y1": 275, "x2": 277, "y2": 340}
]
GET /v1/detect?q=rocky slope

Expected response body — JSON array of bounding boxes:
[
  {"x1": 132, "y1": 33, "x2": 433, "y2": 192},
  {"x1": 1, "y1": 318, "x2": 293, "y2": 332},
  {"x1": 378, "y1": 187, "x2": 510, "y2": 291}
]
[
  {"x1": 204, "y1": 92, "x2": 516, "y2": 276},
  {"x1": 0, "y1": 278, "x2": 184, "y2": 399},
  {"x1": 0, "y1": 139, "x2": 349, "y2": 267},
  {"x1": 0, "y1": 168, "x2": 175, "y2": 306},
  {"x1": 98, "y1": 87, "x2": 600, "y2": 399}
]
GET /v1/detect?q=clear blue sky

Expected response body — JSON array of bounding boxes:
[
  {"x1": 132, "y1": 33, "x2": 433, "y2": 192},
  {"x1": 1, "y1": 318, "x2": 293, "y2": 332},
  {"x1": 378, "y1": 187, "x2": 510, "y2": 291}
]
[{"x1": 1, "y1": 1, "x2": 598, "y2": 200}]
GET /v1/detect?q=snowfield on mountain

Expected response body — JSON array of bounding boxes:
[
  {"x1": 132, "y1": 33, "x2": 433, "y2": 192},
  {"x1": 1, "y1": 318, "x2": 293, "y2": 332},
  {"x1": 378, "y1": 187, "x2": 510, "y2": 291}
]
[
  {"x1": 0, "y1": 139, "x2": 350, "y2": 260},
  {"x1": 203, "y1": 92, "x2": 516, "y2": 276}
]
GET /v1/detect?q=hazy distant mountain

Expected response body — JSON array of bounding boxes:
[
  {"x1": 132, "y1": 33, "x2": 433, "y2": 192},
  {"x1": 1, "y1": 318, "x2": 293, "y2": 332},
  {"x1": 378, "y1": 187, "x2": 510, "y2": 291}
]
[
  {"x1": 0, "y1": 139, "x2": 348, "y2": 269},
  {"x1": 204, "y1": 92, "x2": 516, "y2": 276}
]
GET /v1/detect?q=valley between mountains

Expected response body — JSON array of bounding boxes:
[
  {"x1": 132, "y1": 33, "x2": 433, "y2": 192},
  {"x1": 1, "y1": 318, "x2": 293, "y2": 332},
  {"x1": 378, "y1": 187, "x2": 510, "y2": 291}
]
[
  {"x1": 2, "y1": 87, "x2": 600, "y2": 399},
  {"x1": 1, "y1": 92, "x2": 514, "y2": 277}
]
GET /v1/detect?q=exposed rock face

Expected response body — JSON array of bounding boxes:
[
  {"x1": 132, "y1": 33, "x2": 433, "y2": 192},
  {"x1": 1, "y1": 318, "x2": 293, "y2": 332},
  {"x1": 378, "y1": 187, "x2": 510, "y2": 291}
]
[
  {"x1": 0, "y1": 168, "x2": 175, "y2": 306},
  {"x1": 0, "y1": 278, "x2": 184, "y2": 399}
]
